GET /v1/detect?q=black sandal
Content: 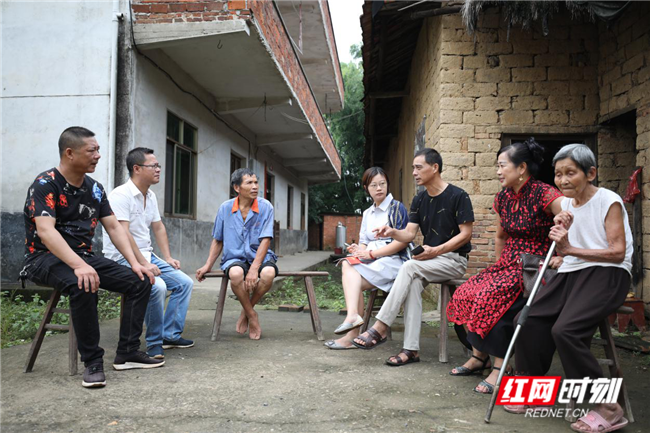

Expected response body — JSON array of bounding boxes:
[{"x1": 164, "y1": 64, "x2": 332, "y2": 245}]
[
  {"x1": 351, "y1": 328, "x2": 387, "y2": 350},
  {"x1": 449, "y1": 355, "x2": 491, "y2": 376},
  {"x1": 474, "y1": 365, "x2": 513, "y2": 394},
  {"x1": 385, "y1": 349, "x2": 420, "y2": 366}
]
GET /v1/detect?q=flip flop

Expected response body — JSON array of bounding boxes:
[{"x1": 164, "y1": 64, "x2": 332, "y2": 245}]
[
  {"x1": 324, "y1": 340, "x2": 358, "y2": 350},
  {"x1": 351, "y1": 328, "x2": 387, "y2": 350},
  {"x1": 385, "y1": 349, "x2": 420, "y2": 366},
  {"x1": 570, "y1": 411, "x2": 629, "y2": 433},
  {"x1": 449, "y1": 355, "x2": 491, "y2": 376},
  {"x1": 334, "y1": 315, "x2": 365, "y2": 335}
]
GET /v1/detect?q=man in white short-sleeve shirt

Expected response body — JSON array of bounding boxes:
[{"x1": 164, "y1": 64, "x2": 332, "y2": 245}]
[{"x1": 103, "y1": 147, "x2": 194, "y2": 359}]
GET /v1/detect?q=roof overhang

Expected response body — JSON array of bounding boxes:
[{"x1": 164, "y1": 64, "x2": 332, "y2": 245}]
[
  {"x1": 277, "y1": 0, "x2": 344, "y2": 114},
  {"x1": 134, "y1": 18, "x2": 340, "y2": 184}
]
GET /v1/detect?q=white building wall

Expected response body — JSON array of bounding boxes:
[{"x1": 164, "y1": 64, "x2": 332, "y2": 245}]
[
  {"x1": 131, "y1": 52, "x2": 309, "y2": 229},
  {"x1": 1, "y1": 0, "x2": 115, "y2": 212}
]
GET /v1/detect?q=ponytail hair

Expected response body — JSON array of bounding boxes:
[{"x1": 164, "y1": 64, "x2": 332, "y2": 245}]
[{"x1": 497, "y1": 137, "x2": 545, "y2": 177}]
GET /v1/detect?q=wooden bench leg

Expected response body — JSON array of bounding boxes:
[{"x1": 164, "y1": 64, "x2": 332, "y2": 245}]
[
  {"x1": 361, "y1": 290, "x2": 378, "y2": 333},
  {"x1": 304, "y1": 276, "x2": 324, "y2": 341},
  {"x1": 600, "y1": 319, "x2": 634, "y2": 423},
  {"x1": 439, "y1": 283, "x2": 452, "y2": 363},
  {"x1": 211, "y1": 278, "x2": 229, "y2": 342},
  {"x1": 69, "y1": 316, "x2": 77, "y2": 376},
  {"x1": 25, "y1": 291, "x2": 61, "y2": 373}
]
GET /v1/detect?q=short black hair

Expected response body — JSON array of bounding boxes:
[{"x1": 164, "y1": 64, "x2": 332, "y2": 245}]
[
  {"x1": 414, "y1": 148, "x2": 443, "y2": 172},
  {"x1": 230, "y1": 168, "x2": 256, "y2": 189},
  {"x1": 126, "y1": 147, "x2": 155, "y2": 177},
  {"x1": 58, "y1": 127, "x2": 95, "y2": 157}
]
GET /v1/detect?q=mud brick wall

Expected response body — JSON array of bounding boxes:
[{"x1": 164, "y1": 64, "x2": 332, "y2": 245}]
[
  {"x1": 597, "y1": 2, "x2": 650, "y2": 305},
  {"x1": 393, "y1": 9, "x2": 601, "y2": 278}
]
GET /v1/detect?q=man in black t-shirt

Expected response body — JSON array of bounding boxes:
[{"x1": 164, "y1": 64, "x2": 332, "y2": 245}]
[
  {"x1": 21, "y1": 127, "x2": 163, "y2": 388},
  {"x1": 353, "y1": 148, "x2": 474, "y2": 366}
]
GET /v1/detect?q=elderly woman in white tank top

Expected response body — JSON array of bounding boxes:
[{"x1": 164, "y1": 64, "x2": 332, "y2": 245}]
[{"x1": 507, "y1": 144, "x2": 633, "y2": 433}]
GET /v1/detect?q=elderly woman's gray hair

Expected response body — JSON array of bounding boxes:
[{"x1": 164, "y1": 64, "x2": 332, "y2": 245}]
[
  {"x1": 230, "y1": 167, "x2": 256, "y2": 188},
  {"x1": 552, "y1": 143, "x2": 597, "y2": 175}
]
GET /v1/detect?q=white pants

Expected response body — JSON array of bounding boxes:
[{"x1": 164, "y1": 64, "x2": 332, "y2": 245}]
[{"x1": 376, "y1": 252, "x2": 467, "y2": 351}]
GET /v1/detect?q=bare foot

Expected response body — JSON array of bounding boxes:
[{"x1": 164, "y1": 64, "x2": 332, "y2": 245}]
[
  {"x1": 570, "y1": 404, "x2": 624, "y2": 432},
  {"x1": 236, "y1": 310, "x2": 248, "y2": 334},
  {"x1": 248, "y1": 312, "x2": 262, "y2": 340}
]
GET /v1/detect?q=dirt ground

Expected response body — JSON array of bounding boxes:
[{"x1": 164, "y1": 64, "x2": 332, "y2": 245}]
[{"x1": 1, "y1": 286, "x2": 649, "y2": 433}]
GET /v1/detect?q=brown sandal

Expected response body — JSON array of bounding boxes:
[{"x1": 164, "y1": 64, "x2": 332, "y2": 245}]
[
  {"x1": 351, "y1": 328, "x2": 387, "y2": 350},
  {"x1": 385, "y1": 349, "x2": 420, "y2": 366}
]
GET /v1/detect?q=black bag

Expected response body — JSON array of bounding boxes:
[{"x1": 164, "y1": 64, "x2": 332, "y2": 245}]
[{"x1": 519, "y1": 253, "x2": 557, "y2": 298}]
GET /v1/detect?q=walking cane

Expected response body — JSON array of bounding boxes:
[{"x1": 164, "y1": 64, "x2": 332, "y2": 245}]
[{"x1": 484, "y1": 241, "x2": 557, "y2": 423}]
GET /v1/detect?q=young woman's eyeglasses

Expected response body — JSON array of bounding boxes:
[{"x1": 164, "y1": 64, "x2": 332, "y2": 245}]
[
  {"x1": 368, "y1": 181, "x2": 387, "y2": 190},
  {"x1": 137, "y1": 163, "x2": 162, "y2": 169}
]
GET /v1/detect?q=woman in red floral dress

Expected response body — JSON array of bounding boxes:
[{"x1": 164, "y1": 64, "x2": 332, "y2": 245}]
[{"x1": 446, "y1": 138, "x2": 564, "y2": 394}]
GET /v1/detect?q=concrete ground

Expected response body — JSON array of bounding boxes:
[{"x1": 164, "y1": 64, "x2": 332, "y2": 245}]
[{"x1": 2, "y1": 251, "x2": 649, "y2": 432}]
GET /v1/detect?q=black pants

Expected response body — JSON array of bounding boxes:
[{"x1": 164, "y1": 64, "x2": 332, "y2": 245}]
[
  {"x1": 24, "y1": 253, "x2": 152, "y2": 366},
  {"x1": 514, "y1": 266, "x2": 629, "y2": 379},
  {"x1": 467, "y1": 291, "x2": 526, "y2": 358}
]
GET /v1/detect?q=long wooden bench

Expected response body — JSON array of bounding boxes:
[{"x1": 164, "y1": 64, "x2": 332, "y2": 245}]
[{"x1": 204, "y1": 271, "x2": 329, "y2": 341}]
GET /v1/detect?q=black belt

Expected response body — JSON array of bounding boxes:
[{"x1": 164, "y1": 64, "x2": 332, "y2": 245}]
[{"x1": 458, "y1": 252, "x2": 469, "y2": 259}]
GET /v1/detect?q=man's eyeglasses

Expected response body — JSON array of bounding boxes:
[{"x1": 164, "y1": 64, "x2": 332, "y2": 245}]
[{"x1": 137, "y1": 163, "x2": 162, "y2": 169}]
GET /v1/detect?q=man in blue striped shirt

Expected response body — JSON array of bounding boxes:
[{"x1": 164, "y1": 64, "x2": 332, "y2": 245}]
[{"x1": 196, "y1": 168, "x2": 277, "y2": 340}]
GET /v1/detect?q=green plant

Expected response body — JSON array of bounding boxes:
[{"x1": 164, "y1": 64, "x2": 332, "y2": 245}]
[
  {"x1": 260, "y1": 262, "x2": 347, "y2": 310},
  {"x1": 1, "y1": 290, "x2": 122, "y2": 348}
]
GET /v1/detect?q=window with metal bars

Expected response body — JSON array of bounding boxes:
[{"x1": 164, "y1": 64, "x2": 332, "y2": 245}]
[{"x1": 165, "y1": 112, "x2": 197, "y2": 218}]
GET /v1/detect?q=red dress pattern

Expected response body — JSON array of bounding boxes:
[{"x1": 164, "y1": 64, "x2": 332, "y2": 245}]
[{"x1": 446, "y1": 179, "x2": 561, "y2": 338}]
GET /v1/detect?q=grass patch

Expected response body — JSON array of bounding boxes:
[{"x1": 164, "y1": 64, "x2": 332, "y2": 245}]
[
  {"x1": 1, "y1": 290, "x2": 122, "y2": 348},
  {"x1": 261, "y1": 261, "x2": 348, "y2": 311}
]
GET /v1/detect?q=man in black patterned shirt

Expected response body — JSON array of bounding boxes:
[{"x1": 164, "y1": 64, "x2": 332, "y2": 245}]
[{"x1": 21, "y1": 127, "x2": 163, "y2": 388}]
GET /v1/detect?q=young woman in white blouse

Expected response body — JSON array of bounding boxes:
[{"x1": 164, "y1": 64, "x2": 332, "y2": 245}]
[
  {"x1": 325, "y1": 167, "x2": 409, "y2": 350},
  {"x1": 508, "y1": 144, "x2": 633, "y2": 433}
]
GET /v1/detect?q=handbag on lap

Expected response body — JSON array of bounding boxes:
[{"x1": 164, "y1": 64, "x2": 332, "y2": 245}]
[{"x1": 519, "y1": 253, "x2": 558, "y2": 298}]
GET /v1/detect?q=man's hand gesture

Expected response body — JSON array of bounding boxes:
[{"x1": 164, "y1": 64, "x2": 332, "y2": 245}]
[
  {"x1": 373, "y1": 225, "x2": 394, "y2": 239},
  {"x1": 132, "y1": 263, "x2": 155, "y2": 284},
  {"x1": 413, "y1": 245, "x2": 443, "y2": 261},
  {"x1": 165, "y1": 256, "x2": 181, "y2": 270},
  {"x1": 74, "y1": 263, "x2": 101, "y2": 293},
  {"x1": 245, "y1": 267, "x2": 259, "y2": 293},
  {"x1": 196, "y1": 264, "x2": 211, "y2": 282},
  {"x1": 145, "y1": 262, "x2": 161, "y2": 277}
]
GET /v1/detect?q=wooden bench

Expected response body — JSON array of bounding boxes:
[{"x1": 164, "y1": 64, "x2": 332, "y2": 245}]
[
  {"x1": 360, "y1": 279, "x2": 467, "y2": 363},
  {"x1": 362, "y1": 289, "x2": 392, "y2": 341},
  {"x1": 24, "y1": 290, "x2": 78, "y2": 375},
  {"x1": 204, "y1": 271, "x2": 329, "y2": 342},
  {"x1": 439, "y1": 279, "x2": 467, "y2": 363},
  {"x1": 24, "y1": 289, "x2": 124, "y2": 376}
]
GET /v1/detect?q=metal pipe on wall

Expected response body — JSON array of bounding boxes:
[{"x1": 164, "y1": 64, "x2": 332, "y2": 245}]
[{"x1": 107, "y1": 0, "x2": 123, "y2": 190}]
